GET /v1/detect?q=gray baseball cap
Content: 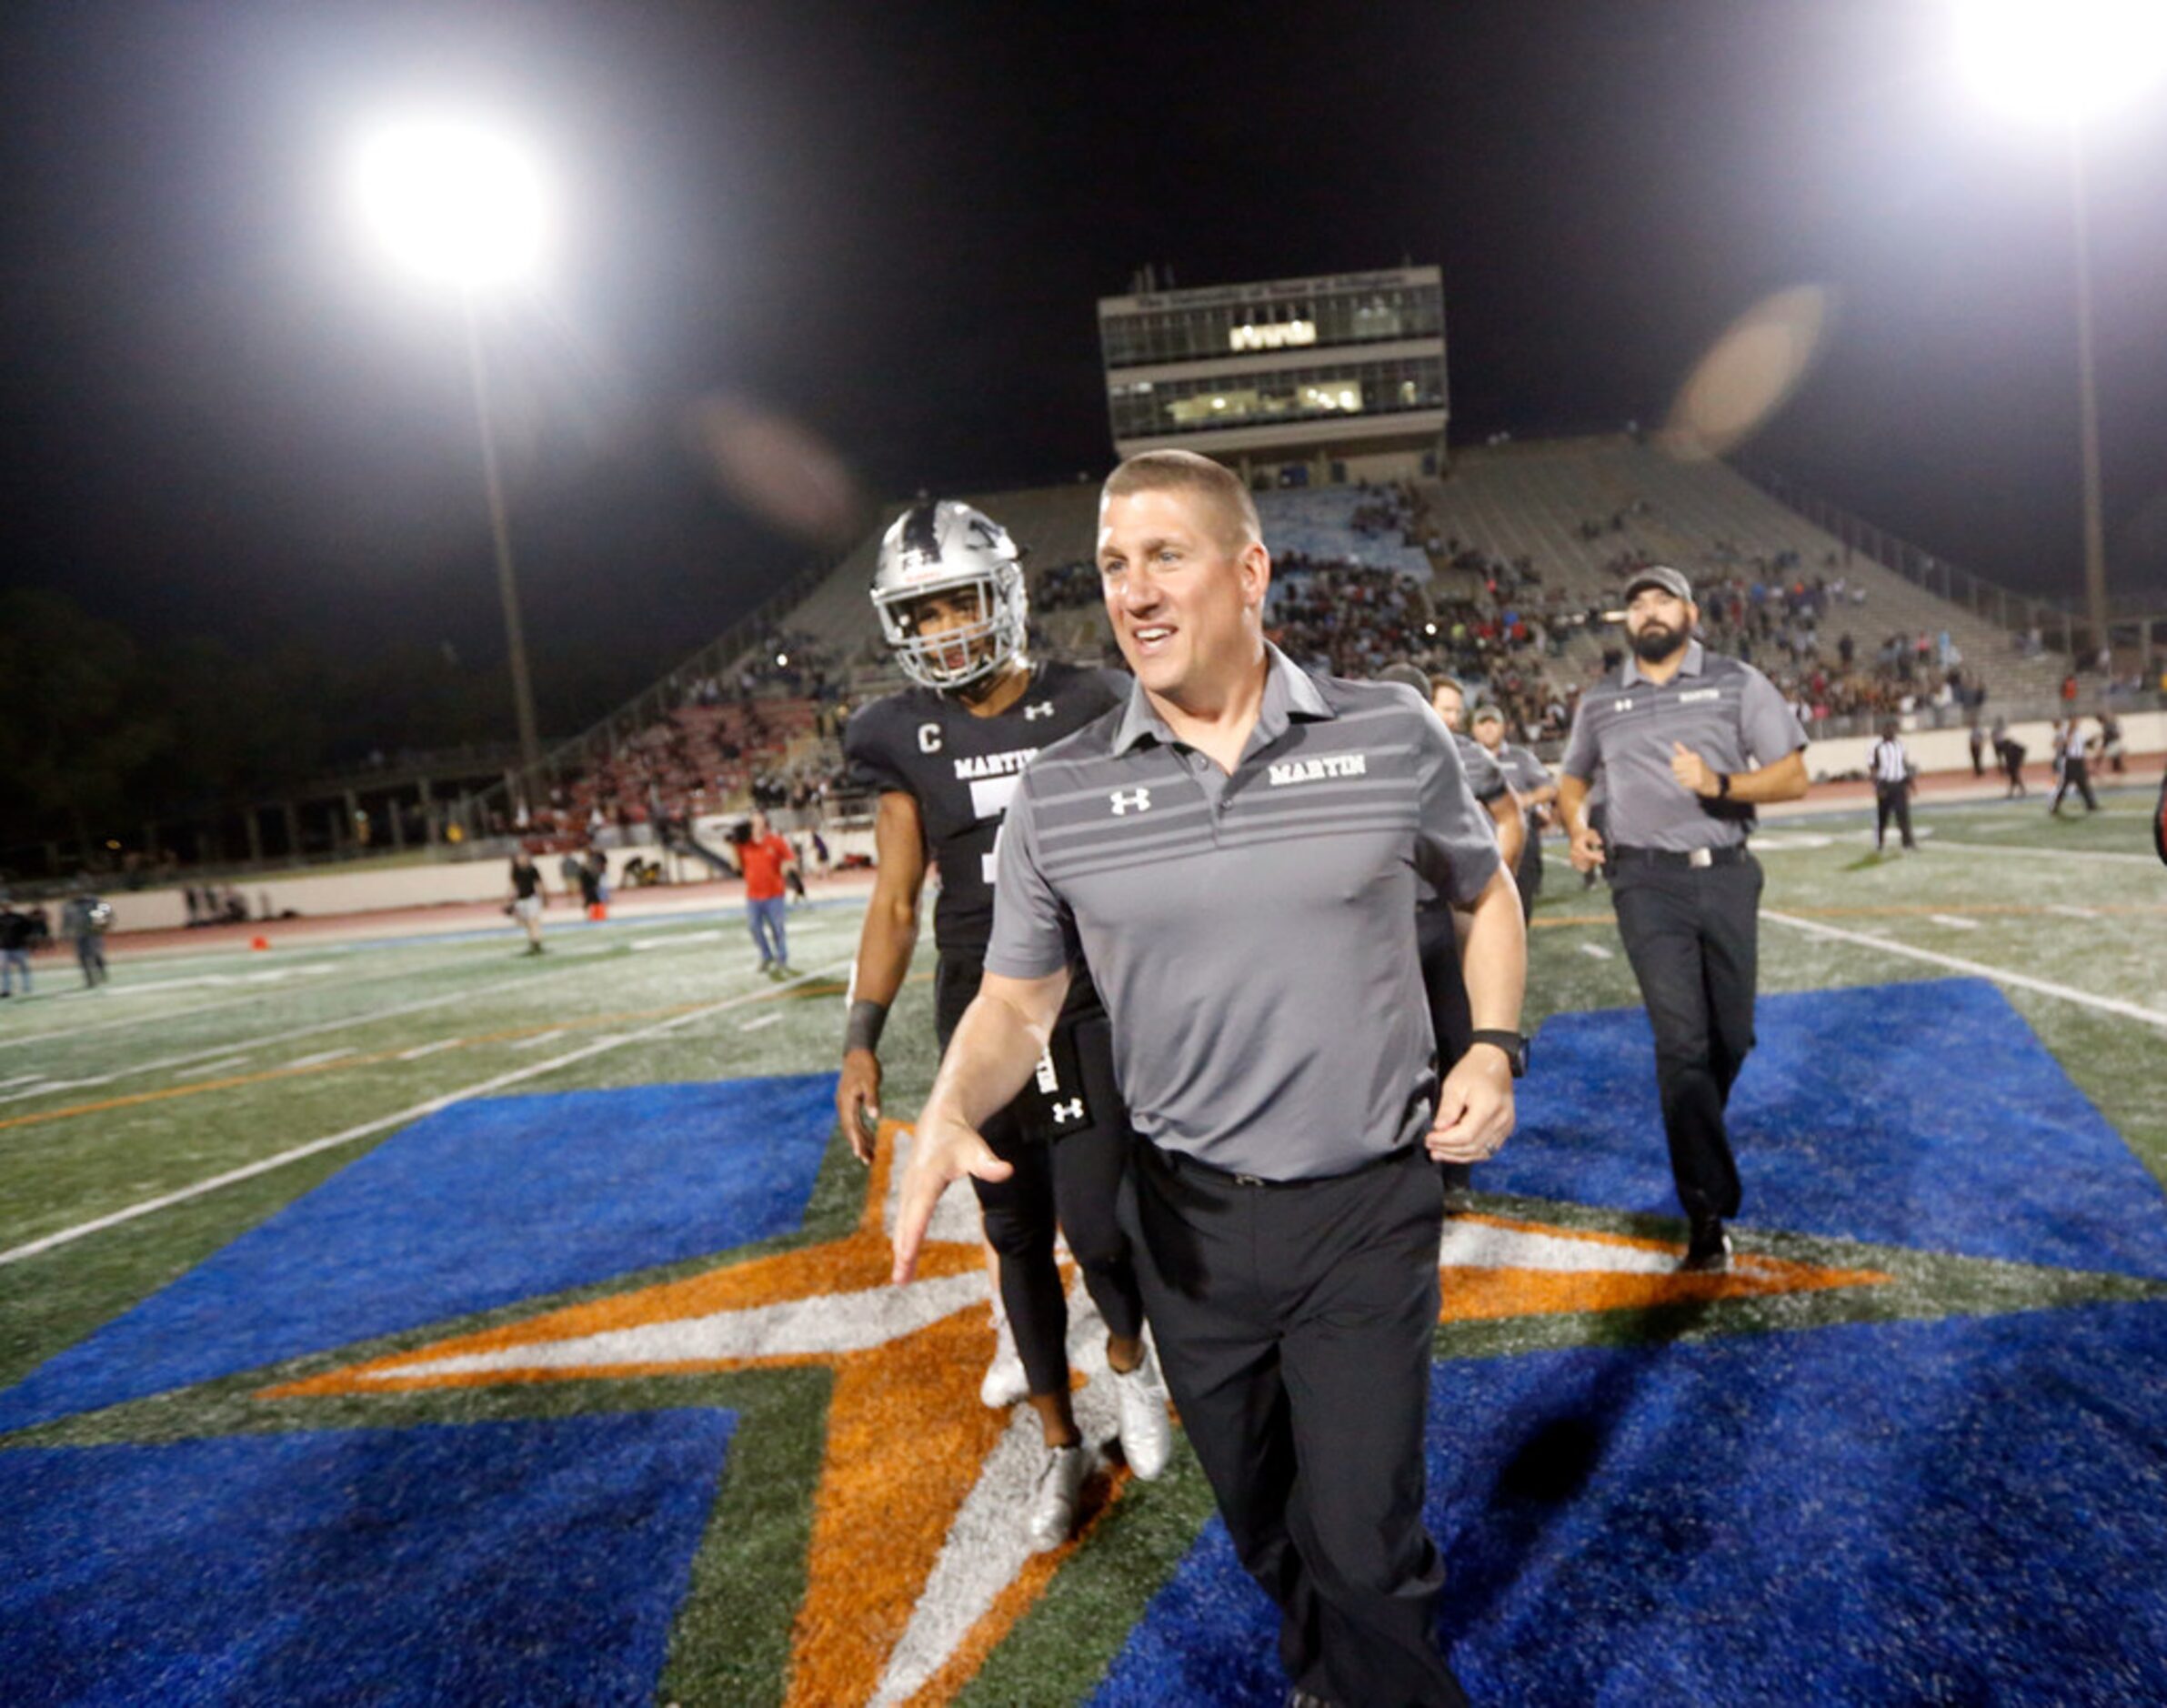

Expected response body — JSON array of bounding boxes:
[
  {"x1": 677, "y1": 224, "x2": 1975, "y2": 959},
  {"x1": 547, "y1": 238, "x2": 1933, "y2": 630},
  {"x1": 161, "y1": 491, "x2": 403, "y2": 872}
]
[
  {"x1": 1470, "y1": 704, "x2": 1505, "y2": 727},
  {"x1": 1622, "y1": 564, "x2": 1693, "y2": 603}
]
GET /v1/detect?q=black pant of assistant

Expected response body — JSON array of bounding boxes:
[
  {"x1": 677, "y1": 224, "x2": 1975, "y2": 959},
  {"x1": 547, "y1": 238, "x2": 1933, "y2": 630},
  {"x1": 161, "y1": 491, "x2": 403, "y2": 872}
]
[
  {"x1": 1873, "y1": 784, "x2": 1914, "y2": 850},
  {"x1": 936, "y1": 958, "x2": 1146, "y2": 1397},
  {"x1": 2052, "y1": 759, "x2": 2099, "y2": 813},
  {"x1": 1121, "y1": 1142, "x2": 1468, "y2": 1708},
  {"x1": 1609, "y1": 856, "x2": 1763, "y2": 1223}
]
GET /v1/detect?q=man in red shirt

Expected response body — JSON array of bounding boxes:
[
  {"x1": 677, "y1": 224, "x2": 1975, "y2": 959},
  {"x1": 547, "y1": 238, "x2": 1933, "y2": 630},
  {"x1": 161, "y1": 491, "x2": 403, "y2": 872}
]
[{"x1": 738, "y1": 809, "x2": 798, "y2": 980}]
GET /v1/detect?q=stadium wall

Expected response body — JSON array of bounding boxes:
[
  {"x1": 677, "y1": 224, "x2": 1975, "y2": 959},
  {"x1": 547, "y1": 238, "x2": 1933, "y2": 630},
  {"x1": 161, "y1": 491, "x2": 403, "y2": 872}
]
[
  {"x1": 87, "y1": 716, "x2": 2162, "y2": 935},
  {"x1": 1801, "y1": 709, "x2": 2166, "y2": 783}
]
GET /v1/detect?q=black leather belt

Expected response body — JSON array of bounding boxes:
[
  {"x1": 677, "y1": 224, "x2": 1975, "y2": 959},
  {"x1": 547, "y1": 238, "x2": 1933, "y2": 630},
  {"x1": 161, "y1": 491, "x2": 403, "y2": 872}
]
[
  {"x1": 1141, "y1": 1140, "x2": 1417, "y2": 1190},
  {"x1": 1609, "y1": 843, "x2": 1748, "y2": 870}
]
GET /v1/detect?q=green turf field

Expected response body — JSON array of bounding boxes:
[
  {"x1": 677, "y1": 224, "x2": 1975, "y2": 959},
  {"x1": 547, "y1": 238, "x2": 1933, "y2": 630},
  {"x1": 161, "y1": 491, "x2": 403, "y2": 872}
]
[{"x1": 3, "y1": 782, "x2": 2163, "y2": 1705}]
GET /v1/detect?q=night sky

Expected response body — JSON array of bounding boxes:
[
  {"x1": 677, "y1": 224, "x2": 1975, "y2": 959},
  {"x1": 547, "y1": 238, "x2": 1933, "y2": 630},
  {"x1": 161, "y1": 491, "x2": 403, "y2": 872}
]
[{"x1": 4, "y1": 0, "x2": 2164, "y2": 736}]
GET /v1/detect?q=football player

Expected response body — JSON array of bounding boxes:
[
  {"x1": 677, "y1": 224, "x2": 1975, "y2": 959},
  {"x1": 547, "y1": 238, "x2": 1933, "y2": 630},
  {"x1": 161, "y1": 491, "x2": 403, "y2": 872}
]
[{"x1": 838, "y1": 500, "x2": 1172, "y2": 1552}]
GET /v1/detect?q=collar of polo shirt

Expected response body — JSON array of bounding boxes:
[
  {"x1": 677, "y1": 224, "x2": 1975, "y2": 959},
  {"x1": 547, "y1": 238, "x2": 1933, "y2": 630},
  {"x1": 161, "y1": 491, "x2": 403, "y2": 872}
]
[
  {"x1": 1109, "y1": 641, "x2": 1334, "y2": 757},
  {"x1": 1620, "y1": 636, "x2": 1706, "y2": 688}
]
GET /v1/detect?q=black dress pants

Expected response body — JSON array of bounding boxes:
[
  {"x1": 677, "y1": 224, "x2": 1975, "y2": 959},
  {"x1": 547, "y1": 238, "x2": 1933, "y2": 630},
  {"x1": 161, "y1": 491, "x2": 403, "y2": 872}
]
[
  {"x1": 1609, "y1": 856, "x2": 1762, "y2": 1222},
  {"x1": 1121, "y1": 1142, "x2": 1468, "y2": 1708}
]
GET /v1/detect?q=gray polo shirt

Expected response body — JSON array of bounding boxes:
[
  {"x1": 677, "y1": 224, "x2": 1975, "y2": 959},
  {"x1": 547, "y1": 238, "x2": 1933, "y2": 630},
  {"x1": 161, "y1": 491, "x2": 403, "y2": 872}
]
[
  {"x1": 1560, "y1": 639, "x2": 1804, "y2": 852},
  {"x1": 1454, "y1": 733, "x2": 1510, "y2": 804},
  {"x1": 1492, "y1": 742, "x2": 1551, "y2": 800},
  {"x1": 985, "y1": 644, "x2": 1500, "y2": 1181}
]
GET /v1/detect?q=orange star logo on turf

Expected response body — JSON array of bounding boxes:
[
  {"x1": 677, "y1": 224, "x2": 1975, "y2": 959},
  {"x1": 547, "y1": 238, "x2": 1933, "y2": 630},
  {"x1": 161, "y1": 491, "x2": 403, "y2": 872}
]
[{"x1": 266, "y1": 1130, "x2": 1889, "y2": 1705}]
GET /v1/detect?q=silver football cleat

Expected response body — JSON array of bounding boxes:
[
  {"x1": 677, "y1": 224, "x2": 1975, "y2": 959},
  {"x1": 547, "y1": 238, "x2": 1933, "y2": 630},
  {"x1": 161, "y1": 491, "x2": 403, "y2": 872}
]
[
  {"x1": 1027, "y1": 1442, "x2": 1089, "y2": 1553},
  {"x1": 979, "y1": 1310, "x2": 1028, "y2": 1409},
  {"x1": 1112, "y1": 1345, "x2": 1174, "y2": 1481}
]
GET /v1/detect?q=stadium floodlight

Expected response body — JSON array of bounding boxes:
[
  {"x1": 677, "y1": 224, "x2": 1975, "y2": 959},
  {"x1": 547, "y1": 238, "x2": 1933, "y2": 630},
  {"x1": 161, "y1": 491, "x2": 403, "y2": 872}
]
[
  {"x1": 349, "y1": 110, "x2": 555, "y2": 797},
  {"x1": 1951, "y1": 1, "x2": 2165, "y2": 660},
  {"x1": 1954, "y1": 0, "x2": 2167, "y2": 126},
  {"x1": 350, "y1": 114, "x2": 552, "y2": 289}
]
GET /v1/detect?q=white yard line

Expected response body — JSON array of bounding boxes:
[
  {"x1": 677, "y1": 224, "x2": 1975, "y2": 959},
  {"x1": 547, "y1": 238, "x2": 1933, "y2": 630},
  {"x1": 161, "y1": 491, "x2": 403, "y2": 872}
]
[
  {"x1": 2048, "y1": 903, "x2": 2101, "y2": 919},
  {"x1": 1576, "y1": 941, "x2": 1613, "y2": 959},
  {"x1": 0, "y1": 948, "x2": 497, "y2": 1055},
  {"x1": 0, "y1": 964, "x2": 584, "y2": 1105},
  {"x1": 507, "y1": 1030, "x2": 567, "y2": 1051},
  {"x1": 396, "y1": 1039, "x2": 461, "y2": 1062},
  {"x1": 284, "y1": 1047, "x2": 356, "y2": 1070},
  {"x1": 0, "y1": 960, "x2": 847, "y2": 1269},
  {"x1": 738, "y1": 1012, "x2": 785, "y2": 1032},
  {"x1": 1762, "y1": 909, "x2": 2167, "y2": 1030},
  {"x1": 0, "y1": 1072, "x2": 45, "y2": 1090},
  {"x1": 1927, "y1": 914, "x2": 1979, "y2": 930},
  {"x1": 171, "y1": 1056, "x2": 252, "y2": 1080},
  {"x1": 630, "y1": 930, "x2": 725, "y2": 951},
  {"x1": 1921, "y1": 840, "x2": 2160, "y2": 866}
]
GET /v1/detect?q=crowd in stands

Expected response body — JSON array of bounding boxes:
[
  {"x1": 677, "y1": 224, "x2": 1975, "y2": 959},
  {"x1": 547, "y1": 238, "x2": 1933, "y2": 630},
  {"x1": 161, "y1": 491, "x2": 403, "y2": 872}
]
[{"x1": 1032, "y1": 558, "x2": 1100, "y2": 613}]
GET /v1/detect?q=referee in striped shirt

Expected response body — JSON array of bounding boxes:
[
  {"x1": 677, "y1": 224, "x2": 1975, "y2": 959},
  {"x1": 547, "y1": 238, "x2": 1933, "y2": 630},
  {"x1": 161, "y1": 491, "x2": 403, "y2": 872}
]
[{"x1": 1870, "y1": 720, "x2": 1917, "y2": 854}]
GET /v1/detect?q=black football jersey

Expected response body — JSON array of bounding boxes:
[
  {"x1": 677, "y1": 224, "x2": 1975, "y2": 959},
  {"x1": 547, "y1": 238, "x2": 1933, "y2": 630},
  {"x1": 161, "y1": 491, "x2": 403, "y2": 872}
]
[{"x1": 844, "y1": 660, "x2": 1129, "y2": 954}]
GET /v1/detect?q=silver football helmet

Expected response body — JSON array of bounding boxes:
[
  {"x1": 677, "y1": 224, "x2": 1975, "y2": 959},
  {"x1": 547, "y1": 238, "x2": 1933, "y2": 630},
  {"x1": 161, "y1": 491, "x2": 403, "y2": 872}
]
[{"x1": 870, "y1": 500, "x2": 1028, "y2": 691}]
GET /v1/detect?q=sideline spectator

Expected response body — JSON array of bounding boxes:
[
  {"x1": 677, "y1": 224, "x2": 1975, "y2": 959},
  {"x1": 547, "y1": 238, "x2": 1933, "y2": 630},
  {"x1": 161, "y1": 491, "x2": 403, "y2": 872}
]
[
  {"x1": 507, "y1": 849, "x2": 547, "y2": 955},
  {"x1": 738, "y1": 809, "x2": 798, "y2": 979},
  {"x1": 62, "y1": 887, "x2": 110, "y2": 989},
  {"x1": 0, "y1": 901, "x2": 33, "y2": 997}
]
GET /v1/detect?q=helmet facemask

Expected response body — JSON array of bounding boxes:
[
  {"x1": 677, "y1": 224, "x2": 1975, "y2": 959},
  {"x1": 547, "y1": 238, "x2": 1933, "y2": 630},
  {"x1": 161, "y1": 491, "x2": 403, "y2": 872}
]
[
  {"x1": 870, "y1": 500, "x2": 1029, "y2": 691},
  {"x1": 874, "y1": 575, "x2": 1027, "y2": 691}
]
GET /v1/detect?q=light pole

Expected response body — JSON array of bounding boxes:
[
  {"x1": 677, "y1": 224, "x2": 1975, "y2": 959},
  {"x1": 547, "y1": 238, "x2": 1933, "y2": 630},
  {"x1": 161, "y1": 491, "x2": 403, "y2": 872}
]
[
  {"x1": 352, "y1": 114, "x2": 554, "y2": 799},
  {"x1": 1954, "y1": 0, "x2": 2167, "y2": 664}
]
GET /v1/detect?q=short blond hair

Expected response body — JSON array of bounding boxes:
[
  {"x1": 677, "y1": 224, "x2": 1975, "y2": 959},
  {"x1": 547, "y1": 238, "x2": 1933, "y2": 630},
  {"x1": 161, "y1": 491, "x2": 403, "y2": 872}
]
[{"x1": 1100, "y1": 449, "x2": 1261, "y2": 551}]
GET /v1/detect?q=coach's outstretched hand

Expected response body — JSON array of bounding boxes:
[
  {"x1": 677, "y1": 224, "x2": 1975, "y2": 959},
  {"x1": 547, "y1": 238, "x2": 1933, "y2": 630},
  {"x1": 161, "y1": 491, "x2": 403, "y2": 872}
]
[
  {"x1": 1427, "y1": 1046, "x2": 1515, "y2": 1164},
  {"x1": 891, "y1": 1111, "x2": 1014, "y2": 1284}
]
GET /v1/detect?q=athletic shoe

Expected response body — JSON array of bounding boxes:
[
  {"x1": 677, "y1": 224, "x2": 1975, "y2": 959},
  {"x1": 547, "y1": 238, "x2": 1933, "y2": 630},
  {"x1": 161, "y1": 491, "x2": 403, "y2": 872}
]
[
  {"x1": 1284, "y1": 1690, "x2": 1342, "y2": 1708},
  {"x1": 979, "y1": 1312, "x2": 1028, "y2": 1409},
  {"x1": 1026, "y1": 1442, "x2": 1088, "y2": 1553},
  {"x1": 1679, "y1": 1217, "x2": 1732, "y2": 1273},
  {"x1": 1111, "y1": 1343, "x2": 1173, "y2": 1481}
]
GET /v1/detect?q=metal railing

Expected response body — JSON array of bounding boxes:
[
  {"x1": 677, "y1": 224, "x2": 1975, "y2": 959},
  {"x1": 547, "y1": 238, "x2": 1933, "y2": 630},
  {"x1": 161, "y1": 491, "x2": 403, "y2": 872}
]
[{"x1": 1733, "y1": 463, "x2": 2092, "y2": 656}]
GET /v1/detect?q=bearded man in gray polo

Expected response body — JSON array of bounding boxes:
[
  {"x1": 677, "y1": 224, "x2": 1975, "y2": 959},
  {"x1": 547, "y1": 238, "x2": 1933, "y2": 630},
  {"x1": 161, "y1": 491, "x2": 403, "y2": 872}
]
[
  {"x1": 894, "y1": 449, "x2": 1526, "y2": 1708},
  {"x1": 1557, "y1": 565, "x2": 1808, "y2": 1272}
]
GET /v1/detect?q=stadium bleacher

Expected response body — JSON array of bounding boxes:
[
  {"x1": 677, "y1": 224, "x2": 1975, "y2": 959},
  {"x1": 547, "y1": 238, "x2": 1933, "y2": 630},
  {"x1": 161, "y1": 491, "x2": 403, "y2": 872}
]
[{"x1": 528, "y1": 436, "x2": 2112, "y2": 830}]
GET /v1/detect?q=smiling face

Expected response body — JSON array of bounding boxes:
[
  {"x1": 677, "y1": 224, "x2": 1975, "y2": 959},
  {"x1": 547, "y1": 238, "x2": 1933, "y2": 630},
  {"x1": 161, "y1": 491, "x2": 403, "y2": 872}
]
[
  {"x1": 1097, "y1": 487, "x2": 1269, "y2": 708},
  {"x1": 895, "y1": 586, "x2": 990, "y2": 680}
]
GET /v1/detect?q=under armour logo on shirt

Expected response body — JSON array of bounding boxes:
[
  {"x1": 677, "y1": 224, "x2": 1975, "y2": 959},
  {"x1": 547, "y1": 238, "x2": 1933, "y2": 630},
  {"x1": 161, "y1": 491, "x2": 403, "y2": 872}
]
[
  {"x1": 1050, "y1": 1098, "x2": 1084, "y2": 1124},
  {"x1": 1109, "y1": 789, "x2": 1152, "y2": 816},
  {"x1": 1023, "y1": 701, "x2": 1056, "y2": 721}
]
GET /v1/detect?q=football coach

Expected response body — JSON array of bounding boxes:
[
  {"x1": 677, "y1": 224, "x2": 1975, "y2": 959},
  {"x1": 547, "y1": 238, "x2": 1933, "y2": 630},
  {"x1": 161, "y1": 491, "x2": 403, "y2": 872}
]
[
  {"x1": 895, "y1": 448, "x2": 1526, "y2": 1707},
  {"x1": 1557, "y1": 565, "x2": 1808, "y2": 1271}
]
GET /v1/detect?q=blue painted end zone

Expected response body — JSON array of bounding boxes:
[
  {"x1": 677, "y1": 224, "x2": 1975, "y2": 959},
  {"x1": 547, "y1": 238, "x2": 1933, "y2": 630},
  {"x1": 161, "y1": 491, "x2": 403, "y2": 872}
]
[
  {"x1": 0, "y1": 1410, "x2": 733, "y2": 1707},
  {"x1": 1502, "y1": 978, "x2": 2167, "y2": 1277},
  {"x1": 1092, "y1": 1302, "x2": 2167, "y2": 1706},
  {"x1": 0, "y1": 1074, "x2": 837, "y2": 1432}
]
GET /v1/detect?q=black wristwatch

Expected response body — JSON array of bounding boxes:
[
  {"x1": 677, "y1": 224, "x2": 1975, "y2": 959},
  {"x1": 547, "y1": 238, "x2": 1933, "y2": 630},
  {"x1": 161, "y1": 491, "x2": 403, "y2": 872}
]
[
  {"x1": 1467, "y1": 1030, "x2": 1529, "y2": 1078},
  {"x1": 1714, "y1": 772, "x2": 1733, "y2": 799}
]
